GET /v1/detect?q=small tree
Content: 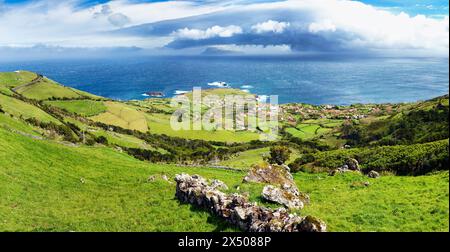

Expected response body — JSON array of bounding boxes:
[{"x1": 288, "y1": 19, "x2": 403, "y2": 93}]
[{"x1": 268, "y1": 145, "x2": 291, "y2": 165}]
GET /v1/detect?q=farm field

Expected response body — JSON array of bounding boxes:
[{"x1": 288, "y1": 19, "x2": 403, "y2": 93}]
[
  {"x1": 45, "y1": 100, "x2": 107, "y2": 117},
  {"x1": 0, "y1": 93, "x2": 61, "y2": 124},
  {"x1": 15, "y1": 78, "x2": 84, "y2": 100},
  {"x1": 90, "y1": 101, "x2": 148, "y2": 132},
  {"x1": 145, "y1": 113, "x2": 261, "y2": 143}
]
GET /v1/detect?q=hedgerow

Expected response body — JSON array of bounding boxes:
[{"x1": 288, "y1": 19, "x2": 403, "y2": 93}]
[{"x1": 290, "y1": 139, "x2": 449, "y2": 175}]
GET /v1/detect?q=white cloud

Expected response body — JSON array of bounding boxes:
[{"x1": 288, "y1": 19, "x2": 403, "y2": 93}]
[
  {"x1": 0, "y1": 0, "x2": 226, "y2": 47},
  {"x1": 108, "y1": 13, "x2": 130, "y2": 27},
  {"x1": 0, "y1": 0, "x2": 448, "y2": 57},
  {"x1": 308, "y1": 20, "x2": 336, "y2": 33},
  {"x1": 173, "y1": 25, "x2": 243, "y2": 40},
  {"x1": 216, "y1": 44, "x2": 292, "y2": 55},
  {"x1": 251, "y1": 20, "x2": 290, "y2": 34}
]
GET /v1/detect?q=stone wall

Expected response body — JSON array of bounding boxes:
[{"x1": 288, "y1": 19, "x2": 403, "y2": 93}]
[{"x1": 175, "y1": 173, "x2": 327, "y2": 232}]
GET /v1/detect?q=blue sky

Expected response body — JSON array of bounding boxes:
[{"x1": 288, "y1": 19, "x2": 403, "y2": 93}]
[
  {"x1": 2, "y1": 0, "x2": 449, "y2": 15},
  {"x1": 0, "y1": 0, "x2": 448, "y2": 58}
]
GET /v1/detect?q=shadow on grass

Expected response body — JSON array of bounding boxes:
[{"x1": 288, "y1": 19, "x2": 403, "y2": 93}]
[{"x1": 176, "y1": 199, "x2": 240, "y2": 232}]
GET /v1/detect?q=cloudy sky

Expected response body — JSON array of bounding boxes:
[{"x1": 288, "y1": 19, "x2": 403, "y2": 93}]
[{"x1": 0, "y1": 0, "x2": 448, "y2": 58}]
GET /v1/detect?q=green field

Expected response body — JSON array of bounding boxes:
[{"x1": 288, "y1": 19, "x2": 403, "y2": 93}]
[
  {"x1": 285, "y1": 119, "x2": 343, "y2": 141},
  {"x1": 219, "y1": 147, "x2": 300, "y2": 169},
  {"x1": 45, "y1": 100, "x2": 107, "y2": 117},
  {"x1": 90, "y1": 101, "x2": 148, "y2": 132},
  {"x1": 15, "y1": 78, "x2": 83, "y2": 100},
  {"x1": 0, "y1": 127, "x2": 447, "y2": 231},
  {"x1": 0, "y1": 93, "x2": 61, "y2": 124},
  {"x1": 0, "y1": 71, "x2": 37, "y2": 96},
  {"x1": 145, "y1": 113, "x2": 261, "y2": 143},
  {"x1": 90, "y1": 129, "x2": 167, "y2": 153}
]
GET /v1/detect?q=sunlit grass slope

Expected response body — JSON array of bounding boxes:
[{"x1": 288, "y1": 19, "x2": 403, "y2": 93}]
[
  {"x1": 0, "y1": 127, "x2": 447, "y2": 232},
  {"x1": 45, "y1": 100, "x2": 107, "y2": 117},
  {"x1": 0, "y1": 93, "x2": 61, "y2": 124}
]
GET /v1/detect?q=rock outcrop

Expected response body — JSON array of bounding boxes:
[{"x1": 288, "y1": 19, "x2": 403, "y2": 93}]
[
  {"x1": 243, "y1": 162, "x2": 296, "y2": 188},
  {"x1": 346, "y1": 158, "x2": 360, "y2": 171},
  {"x1": 175, "y1": 173, "x2": 326, "y2": 232},
  {"x1": 243, "y1": 162, "x2": 310, "y2": 209},
  {"x1": 261, "y1": 185, "x2": 304, "y2": 209},
  {"x1": 329, "y1": 159, "x2": 361, "y2": 176}
]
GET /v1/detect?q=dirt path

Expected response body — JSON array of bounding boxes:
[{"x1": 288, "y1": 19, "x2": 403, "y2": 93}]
[{"x1": 12, "y1": 73, "x2": 43, "y2": 93}]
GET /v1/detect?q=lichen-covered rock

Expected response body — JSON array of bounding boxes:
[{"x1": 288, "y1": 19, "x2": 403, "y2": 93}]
[
  {"x1": 368, "y1": 170, "x2": 380, "y2": 178},
  {"x1": 243, "y1": 162, "x2": 296, "y2": 188},
  {"x1": 262, "y1": 185, "x2": 304, "y2": 210},
  {"x1": 210, "y1": 179, "x2": 229, "y2": 190},
  {"x1": 346, "y1": 158, "x2": 360, "y2": 171},
  {"x1": 174, "y1": 173, "x2": 326, "y2": 232},
  {"x1": 297, "y1": 216, "x2": 327, "y2": 232},
  {"x1": 243, "y1": 162, "x2": 310, "y2": 209}
]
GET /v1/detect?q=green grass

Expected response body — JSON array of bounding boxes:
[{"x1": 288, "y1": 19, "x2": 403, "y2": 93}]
[
  {"x1": 0, "y1": 113, "x2": 43, "y2": 137},
  {"x1": 45, "y1": 100, "x2": 107, "y2": 117},
  {"x1": 90, "y1": 129, "x2": 167, "y2": 153},
  {"x1": 15, "y1": 78, "x2": 83, "y2": 100},
  {"x1": 297, "y1": 171, "x2": 449, "y2": 231},
  {"x1": 0, "y1": 93, "x2": 61, "y2": 124},
  {"x1": 0, "y1": 127, "x2": 447, "y2": 231},
  {"x1": 1, "y1": 71, "x2": 448, "y2": 232},
  {"x1": 219, "y1": 147, "x2": 300, "y2": 169},
  {"x1": 285, "y1": 119, "x2": 341, "y2": 141},
  {"x1": 90, "y1": 101, "x2": 148, "y2": 132},
  {"x1": 0, "y1": 71, "x2": 37, "y2": 95},
  {"x1": 0, "y1": 127, "x2": 237, "y2": 231},
  {"x1": 145, "y1": 113, "x2": 261, "y2": 143}
]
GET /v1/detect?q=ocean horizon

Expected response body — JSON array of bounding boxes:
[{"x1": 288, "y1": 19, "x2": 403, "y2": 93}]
[{"x1": 1, "y1": 56, "x2": 448, "y2": 105}]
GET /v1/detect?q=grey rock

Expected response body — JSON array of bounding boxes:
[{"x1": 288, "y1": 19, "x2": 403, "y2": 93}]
[
  {"x1": 346, "y1": 158, "x2": 360, "y2": 171},
  {"x1": 262, "y1": 185, "x2": 304, "y2": 210},
  {"x1": 210, "y1": 179, "x2": 229, "y2": 190},
  {"x1": 368, "y1": 170, "x2": 380, "y2": 178},
  {"x1": 174, "y1": 173, "x2": 326, "y2": 232}
]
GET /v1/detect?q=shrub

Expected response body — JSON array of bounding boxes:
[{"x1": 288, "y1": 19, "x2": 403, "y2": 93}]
[
  {"x1": 267, "y1": 145, "x2": 291, "y2": 165},
  {"x1": 95, "y1": 136, "x2": 108, "y2": 145},
  {"x1": 289, "y1": 139, "x2": 449, "y2": 175}
]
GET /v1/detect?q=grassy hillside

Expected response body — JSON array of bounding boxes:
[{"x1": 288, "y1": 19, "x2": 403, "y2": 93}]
[
  {"x1": 0, "y1": 71, "x2": 37, "y2": 96},
  {"x1": 0, "y1": 71, "x2": 448, "y2": 232},
  {"x1": 341, "y1": 95, "x2": 449, "y2": 146},
  {"x1": 44, "y1": 100, "x2": 107, "y2": 117},
  {"x1": 0, "y1": 127, "x2": 447, "y2": 231},
  {"x1": 0, "y1": 93, "x2": 61, "y2": 124},
  {"x1": 90, "y1": 101, "x2": 149, "y2": 132}
]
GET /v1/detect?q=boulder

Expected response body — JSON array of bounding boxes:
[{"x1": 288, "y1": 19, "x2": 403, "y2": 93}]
[
  {"x1": 244, "y1": 162, "x2": 310, "y2": 209},
  {"x1": 346, "y1": 158, "x2": 360, "y2": 171},
  {"x1": 243, "y1": 162, "x2": 296, "y2": 189},
  {"x1": 174, "y1": 173, "x2": 326, "y2": 232},
  {"x1": 262, "y1": 185, "x2": 304, "y2": 210},
  {"x1": 368, "y1": 170, "x2": 380, "y2": 178}
]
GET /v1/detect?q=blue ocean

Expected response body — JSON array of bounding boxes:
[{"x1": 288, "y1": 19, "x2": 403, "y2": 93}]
[{"x1": 0, "y1": 56, "x2": 448, "y2": 105}]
